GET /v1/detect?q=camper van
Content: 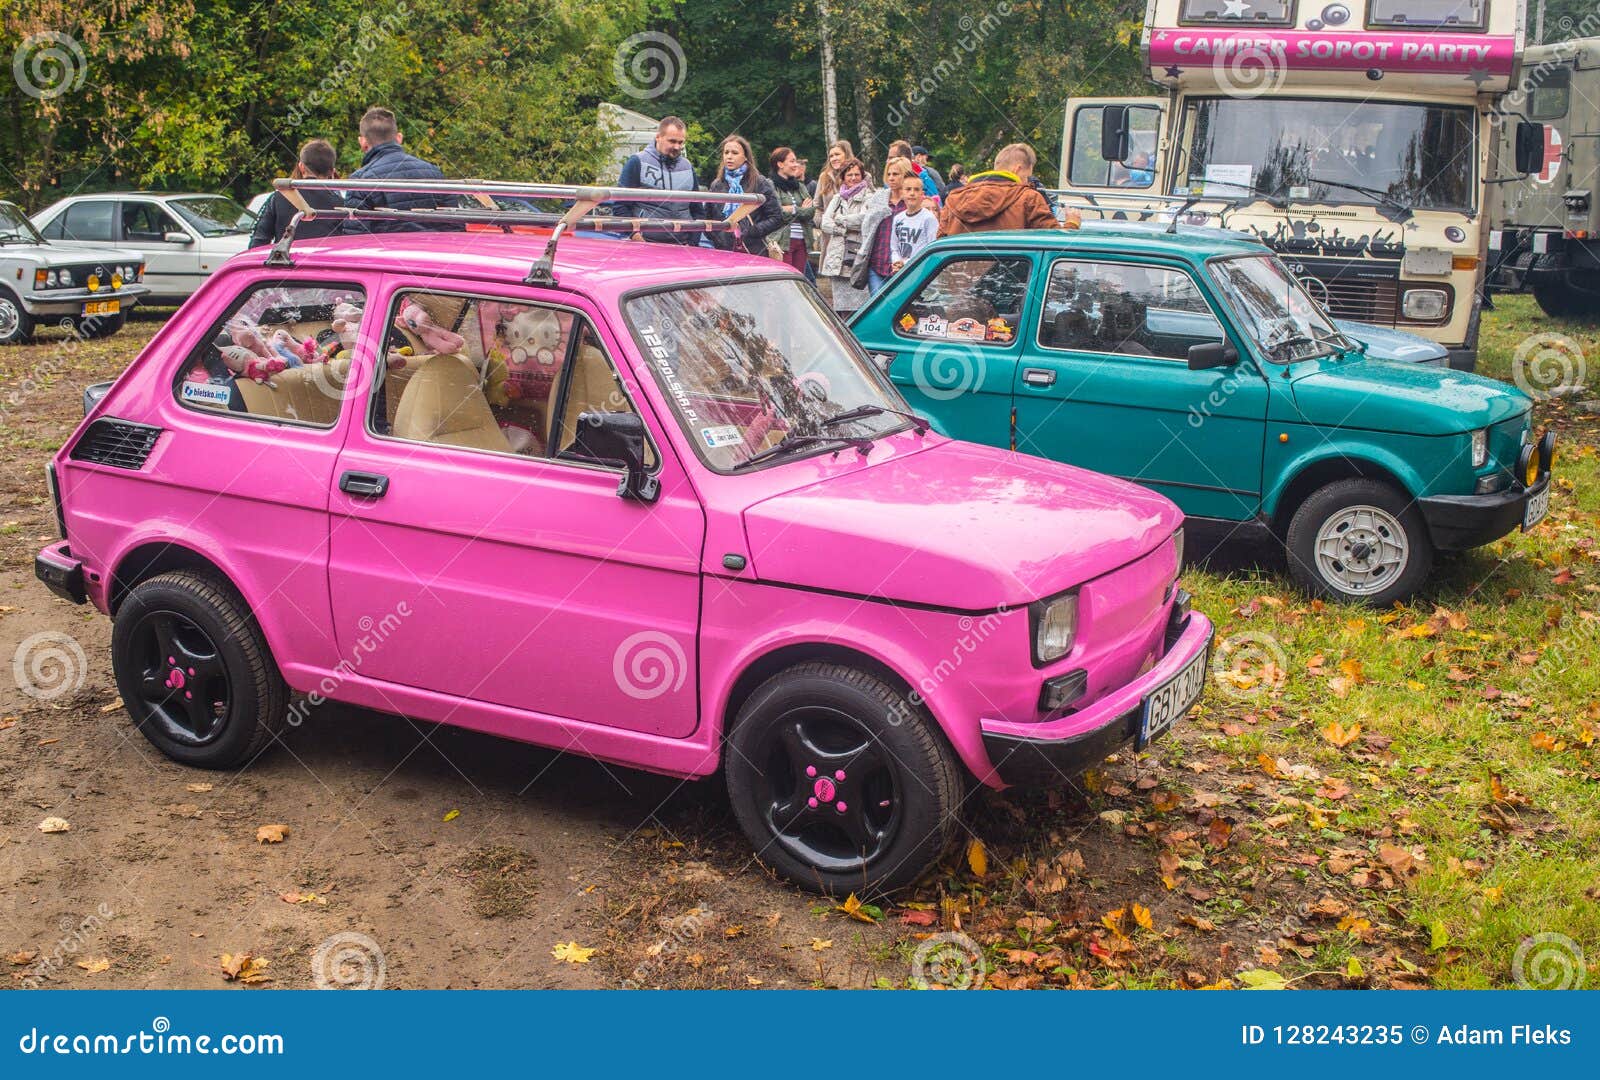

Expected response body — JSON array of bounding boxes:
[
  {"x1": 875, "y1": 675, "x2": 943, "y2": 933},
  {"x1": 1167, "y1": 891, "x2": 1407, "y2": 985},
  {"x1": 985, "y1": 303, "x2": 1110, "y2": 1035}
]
[{"x1": 1060, "y1": 0, "x2": 1543, "y2": 370}]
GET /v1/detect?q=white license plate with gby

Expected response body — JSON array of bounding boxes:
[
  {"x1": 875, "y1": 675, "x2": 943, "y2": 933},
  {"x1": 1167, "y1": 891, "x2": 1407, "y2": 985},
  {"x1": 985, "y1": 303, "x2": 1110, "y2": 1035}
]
[{"x1": 1139, "y1": 648, "x2": 1207, "y2": 749}]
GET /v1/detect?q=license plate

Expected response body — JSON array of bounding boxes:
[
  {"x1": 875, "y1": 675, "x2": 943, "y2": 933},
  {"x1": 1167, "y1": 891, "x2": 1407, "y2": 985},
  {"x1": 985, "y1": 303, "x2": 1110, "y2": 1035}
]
[
  {"x1": 1138, "y1": 646, "x2": 1208, "y2": 749},
  {"x1": 1523, "y1": 484, "x2": 1550, "y2": 531},
  {"x1": 82, "y1": 300, "x2": 120, "y2": 316}
]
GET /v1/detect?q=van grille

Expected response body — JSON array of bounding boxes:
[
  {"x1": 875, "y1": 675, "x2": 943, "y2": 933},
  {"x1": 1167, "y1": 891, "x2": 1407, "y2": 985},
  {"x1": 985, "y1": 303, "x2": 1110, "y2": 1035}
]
[
  {"x1": 70, "y1": 418, "x2": 162, "y2": 469},
  {"x1": 1298, "y1": 274, "x2": 1401, "y2": 325}
]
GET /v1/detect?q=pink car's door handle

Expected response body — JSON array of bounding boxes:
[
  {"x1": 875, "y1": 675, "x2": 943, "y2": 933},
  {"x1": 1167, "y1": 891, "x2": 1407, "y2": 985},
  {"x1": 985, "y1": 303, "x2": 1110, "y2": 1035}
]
[{"x1": 339, "y1": 471, "x2": 389, "y2": 499}]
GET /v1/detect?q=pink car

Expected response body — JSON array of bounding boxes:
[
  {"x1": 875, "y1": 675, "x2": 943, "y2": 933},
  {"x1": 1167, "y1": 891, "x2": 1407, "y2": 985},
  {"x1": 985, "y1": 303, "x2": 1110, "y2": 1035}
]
[{"x1": 36, "y1": 202, "x2": 1212, "y2": 894}]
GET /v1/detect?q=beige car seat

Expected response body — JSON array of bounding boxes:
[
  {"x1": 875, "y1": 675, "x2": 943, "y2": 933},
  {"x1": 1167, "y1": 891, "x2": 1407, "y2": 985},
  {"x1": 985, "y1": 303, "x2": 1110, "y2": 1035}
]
[
  {"x1": 232, "y1": 356, "x2": 354, "y2": 426},
  {"x1": 392, "y1": 353, "x2": 511, "y2": 453}
]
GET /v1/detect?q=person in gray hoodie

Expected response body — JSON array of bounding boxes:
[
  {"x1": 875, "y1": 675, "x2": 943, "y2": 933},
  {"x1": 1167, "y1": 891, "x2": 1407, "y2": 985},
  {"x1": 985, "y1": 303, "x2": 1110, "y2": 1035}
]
[{"x1": 616, "y1": 116, "x2": 704, "y2": 244}]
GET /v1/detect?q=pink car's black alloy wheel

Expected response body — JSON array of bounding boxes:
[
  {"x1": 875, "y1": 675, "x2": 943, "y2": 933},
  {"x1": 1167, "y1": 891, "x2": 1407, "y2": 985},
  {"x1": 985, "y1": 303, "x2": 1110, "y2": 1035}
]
[
  {"x1": 129, "y1": 610, "x2": 232, "y2": 746},
  {"x1": 755, "y1": 706, "x2": 901, "y2": 871}
]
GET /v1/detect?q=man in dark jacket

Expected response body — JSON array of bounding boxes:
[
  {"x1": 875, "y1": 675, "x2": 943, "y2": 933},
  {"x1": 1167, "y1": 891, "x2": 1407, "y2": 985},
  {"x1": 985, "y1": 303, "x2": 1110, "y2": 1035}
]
[
  {"x1": 342, "y1": 107, "x2": 451, "y2": 232},
  {"x1": 249, "y1": 139, "x2": 343, "y2": 247},
  {"x1": 938, "y1": 143, "x2": 1066, "y2": 236},
  {"x1": 616, "y1": 116, "x2": 703, "y2": 244}
]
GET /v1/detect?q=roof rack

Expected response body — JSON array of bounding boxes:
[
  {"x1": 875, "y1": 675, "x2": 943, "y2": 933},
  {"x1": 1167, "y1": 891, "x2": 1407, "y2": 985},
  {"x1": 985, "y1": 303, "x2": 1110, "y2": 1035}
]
[{"x1": 265, "y1": 178, "x2": 767, "y2": 284}]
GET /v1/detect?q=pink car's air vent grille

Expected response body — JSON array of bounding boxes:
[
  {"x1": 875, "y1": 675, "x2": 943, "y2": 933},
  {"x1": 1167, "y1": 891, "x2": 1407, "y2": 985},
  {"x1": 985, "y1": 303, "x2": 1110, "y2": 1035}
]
[{"x1": 70, "y1": 418, "x2": 162, "y2": 470}]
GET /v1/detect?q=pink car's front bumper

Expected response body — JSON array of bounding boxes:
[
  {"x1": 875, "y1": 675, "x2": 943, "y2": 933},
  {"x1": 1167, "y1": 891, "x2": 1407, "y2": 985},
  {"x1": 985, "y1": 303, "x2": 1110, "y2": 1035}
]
[{"x1": 979, "y1": 607, "x2": 1214, "y2": 786}]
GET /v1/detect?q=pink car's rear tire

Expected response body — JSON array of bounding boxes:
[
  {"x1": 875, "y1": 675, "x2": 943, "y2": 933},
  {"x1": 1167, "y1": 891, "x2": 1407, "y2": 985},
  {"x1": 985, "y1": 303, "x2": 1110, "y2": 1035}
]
[
  {"x1": 111, "y1": 570, "x2": 288, "y2": 770},
  {"x1": 725, "y1": 662, "x2": 963, "y2": 897}
]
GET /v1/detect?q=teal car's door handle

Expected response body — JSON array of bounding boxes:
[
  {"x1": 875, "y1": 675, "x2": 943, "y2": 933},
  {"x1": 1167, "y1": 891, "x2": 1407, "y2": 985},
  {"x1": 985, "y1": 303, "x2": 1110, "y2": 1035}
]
[{"x1": 1022, "y1": 368, "x2": 1056, "y2": 387}]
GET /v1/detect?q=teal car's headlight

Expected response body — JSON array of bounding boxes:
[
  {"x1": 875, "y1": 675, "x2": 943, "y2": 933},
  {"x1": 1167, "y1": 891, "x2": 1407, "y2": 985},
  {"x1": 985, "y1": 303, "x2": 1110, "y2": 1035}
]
[
  {"x1": 1470, "y1": 428, "x2": 1489, "y2": 468},
  {"x1": 1031, "y1": 592, "x2": 1079, "y2": 666}
]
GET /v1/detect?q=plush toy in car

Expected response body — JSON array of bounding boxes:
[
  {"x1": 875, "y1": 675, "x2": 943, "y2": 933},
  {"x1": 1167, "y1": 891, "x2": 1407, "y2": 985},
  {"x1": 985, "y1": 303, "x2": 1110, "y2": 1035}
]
[
  {"x1": 502, "y1": 307, "x2": 563, "y2": 402},
  {"x1": 217, "y1": 345, "x2": 287, "y2": 385},
  {"x1": 331, "y1": 302, "x2": 363, "y2": 355},
  {"x1": 394, "y1": 299, "x2": 465, "y2": 355}
]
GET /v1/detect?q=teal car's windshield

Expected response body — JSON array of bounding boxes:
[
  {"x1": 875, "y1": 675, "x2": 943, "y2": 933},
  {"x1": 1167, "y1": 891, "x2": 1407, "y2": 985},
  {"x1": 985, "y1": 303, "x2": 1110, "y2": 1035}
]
[
  {"x1": 0, "y1": 202, "x2": 43, "y2": 245},
  {"x1": 1208, "y1": 254, "x2": 1351, "y2": 364},
  {"x1": 170, "y1": 196, "x2": 254, "y2": 236},
  {"x1": 625, "y1": 278, "x2": 910, "y2": 472}
]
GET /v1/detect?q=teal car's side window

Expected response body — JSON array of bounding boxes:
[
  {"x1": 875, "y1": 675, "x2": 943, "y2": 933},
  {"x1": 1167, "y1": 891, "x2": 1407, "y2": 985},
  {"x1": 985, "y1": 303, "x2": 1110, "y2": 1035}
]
[
  {"x1": 892, "y1": 255, "x2": 1032, "y2": 346},
  {"x1": 1035, "y1": 258, "x2": 1223, "y2": 362}
]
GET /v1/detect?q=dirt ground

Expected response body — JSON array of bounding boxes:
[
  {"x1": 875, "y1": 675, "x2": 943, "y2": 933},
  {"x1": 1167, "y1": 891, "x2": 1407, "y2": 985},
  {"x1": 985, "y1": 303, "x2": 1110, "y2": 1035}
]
[{"x1": 1, "y1": 315, "x2": 1427, "y2": 990}]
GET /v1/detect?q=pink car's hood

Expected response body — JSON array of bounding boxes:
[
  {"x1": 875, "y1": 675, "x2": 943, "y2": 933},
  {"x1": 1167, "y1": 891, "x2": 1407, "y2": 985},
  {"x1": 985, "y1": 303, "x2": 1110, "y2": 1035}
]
[{"x1": 741, "y1": 439, "x2": 1182, "y2": 609}]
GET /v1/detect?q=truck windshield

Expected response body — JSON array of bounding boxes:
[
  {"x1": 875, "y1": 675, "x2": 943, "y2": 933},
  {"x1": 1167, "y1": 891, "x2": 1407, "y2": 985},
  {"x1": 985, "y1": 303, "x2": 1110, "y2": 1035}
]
[
  {"x1": 1180, "y1": 98, "x2": 1476, "y2": 212},
  {"x1": 625, "y1": 277, "x2": 910, "y2": 472},
  {"x1": 1208, "y1": 254, "x2": 1351, "y2": 365}
]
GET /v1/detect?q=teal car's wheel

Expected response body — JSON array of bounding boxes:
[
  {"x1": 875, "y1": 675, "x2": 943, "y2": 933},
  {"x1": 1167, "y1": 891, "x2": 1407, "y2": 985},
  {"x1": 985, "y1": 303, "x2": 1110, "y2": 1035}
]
[{"x1": 1285, "y1": 478, "x2": 1432, "y2": 607}]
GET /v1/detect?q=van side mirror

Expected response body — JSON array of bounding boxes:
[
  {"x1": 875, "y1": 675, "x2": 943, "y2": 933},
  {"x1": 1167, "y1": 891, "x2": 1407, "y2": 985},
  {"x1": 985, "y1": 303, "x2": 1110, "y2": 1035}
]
[
  {"x1": 1514, "y1": 121, "x2": 1546, "y2": 175},
  {"x1": 1187, "y1": 341, "x2": 1238, "y2": 371},
  {"x1": 567, "y1": 411, "x2": 659, "y2": 502},
  {"x1": 1100, "y1": 106, "x2": 1131, "y2": 164}
]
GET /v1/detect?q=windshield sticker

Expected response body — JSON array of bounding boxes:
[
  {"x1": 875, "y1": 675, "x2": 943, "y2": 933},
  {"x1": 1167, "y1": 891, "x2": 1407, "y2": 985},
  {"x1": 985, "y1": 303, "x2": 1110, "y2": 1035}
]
[
  {"x1": 1203, "y1": 164, "x2": 1253, "y2": 198},
  {"x1": 984, "y1": 317, "x2": 1015, "y2": 343},
  {"x1": 700, "y1": 424, "x2": 742, "y2": 449},
  {"x1": 948, "y1": 316, "x2": 986, "y2": 341},
  {"x1": 638, "y1": 323, "x2": 702, "y2": 423},
  {"x1": 180, "y1": 381, "x2": 234, "y2": 406},
  {"x1": 917, "y1": 314, "x2": 948, "y2": 337},
  {"x1": 898, "y1": 312, "x2": 917, "y2": 332}
]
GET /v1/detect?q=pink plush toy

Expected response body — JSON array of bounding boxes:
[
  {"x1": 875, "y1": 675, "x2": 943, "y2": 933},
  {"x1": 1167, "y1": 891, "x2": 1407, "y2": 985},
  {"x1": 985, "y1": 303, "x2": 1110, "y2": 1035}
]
[
  {"x1": 218, "y1": 345, "x2": 286, "y2": 385},
  {"x1": 394, "y1": 299, "x2": 465, "y2": 355},
  {"x1": 225, "y1": 317, "x2": 272, "y2": 359},
  {"x1": 502, "y1": 307, "x2": 563, "y2": 402},
  {"x1": 331, "y1": 301, "x2": 363, "y2": 353},
  {"x1": 268, "y1": 328, "x2": 317, "y2": 367}
]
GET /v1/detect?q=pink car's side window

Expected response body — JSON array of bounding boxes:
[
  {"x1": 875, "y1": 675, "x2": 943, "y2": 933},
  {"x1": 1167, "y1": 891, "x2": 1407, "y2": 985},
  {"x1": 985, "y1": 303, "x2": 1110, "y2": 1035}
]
[
  {"x1": 172, "y1": 280, "x2": 367, "y2": 428},
  {"x1": 369, "y1": 289, "x2": 655, "y2": 468}
]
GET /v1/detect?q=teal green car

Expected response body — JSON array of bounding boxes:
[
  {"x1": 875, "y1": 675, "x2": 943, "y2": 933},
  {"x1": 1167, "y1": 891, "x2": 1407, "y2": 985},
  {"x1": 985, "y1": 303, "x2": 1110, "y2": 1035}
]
[{"x1": 848, "y1": 224, "x2": 1555, "y2": 606}]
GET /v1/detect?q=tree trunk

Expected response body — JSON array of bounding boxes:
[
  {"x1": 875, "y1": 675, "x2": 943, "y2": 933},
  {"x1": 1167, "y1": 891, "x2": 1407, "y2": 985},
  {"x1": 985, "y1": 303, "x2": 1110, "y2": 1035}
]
[
  {"x1": 853, "y1": 68, "x2": 876, "y2": 171},
  {"x1": 818, "y1": 0, "x2": 839, "y2": 147}
]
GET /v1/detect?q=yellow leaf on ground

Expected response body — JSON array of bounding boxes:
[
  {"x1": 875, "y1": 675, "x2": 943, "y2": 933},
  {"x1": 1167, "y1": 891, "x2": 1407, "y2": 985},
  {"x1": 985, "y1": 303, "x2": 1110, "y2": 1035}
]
[
  {"x1": 220, "y1": 953, "x2": 271, "y2": 984},
  {"x1": 185, "y1": 783, "x2": 213, "y2": 793},
  {"x1": 966, "y1": 838, "x2": 988, "y2": 877},
  {"x1": 37, "y1": 817, "x2": 70, "y2": 834},
  {"x1": 1131, "y1": 902, "x2": 1153, "y2": 931},
  {"x1": 1321, "y1": 721, "x2": 1363, "y2": 748},
  {"x1": 442, "y1": 809, "x2": 460, "y2": 822},
  {"x1": 809, "y1": 938, "x2": 833, "y2": 952},
  {"x1": 835, "y1": 893, "x2": 878, "y2": 924},
  {"x1": 99, "y1": 699, "x2": 123, "y2": 713},
  {"x1": 76, "y1": 958, "x2": 111, "y2": 974},
  {"x1": 9, "y1": 950, "x2": 38, "y2": 965},
  {"x1": 551, "y1": 941, "x2": 596, "y2": 964},
  {"x1": 255, "y1": 824, "x2": 289, "y2": 843}
]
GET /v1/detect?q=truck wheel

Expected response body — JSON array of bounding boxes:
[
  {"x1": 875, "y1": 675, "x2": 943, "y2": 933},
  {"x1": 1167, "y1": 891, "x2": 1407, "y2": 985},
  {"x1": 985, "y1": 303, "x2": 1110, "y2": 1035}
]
[
  {"x1": 725, "y1": 662, "x2": 964, "y2": 897},
  {"x1": 1285, "y1": 479, "x2": 1433, "y2": 607},
  {"x1": 1533, "y1": 279, "x2": 1597, "y2": 319},
  {"x1": 0, "y1": 288, "x2": 34, "y2": 345},
  {"x1": 111, "y1": 571, "x2": 288, "y2": 769}
]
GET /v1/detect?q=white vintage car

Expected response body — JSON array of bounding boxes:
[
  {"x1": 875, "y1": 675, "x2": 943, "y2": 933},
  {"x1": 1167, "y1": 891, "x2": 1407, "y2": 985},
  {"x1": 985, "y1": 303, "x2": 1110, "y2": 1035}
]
[{"x1": 0, "y1": 201, "x2": 148, "y2": 345}]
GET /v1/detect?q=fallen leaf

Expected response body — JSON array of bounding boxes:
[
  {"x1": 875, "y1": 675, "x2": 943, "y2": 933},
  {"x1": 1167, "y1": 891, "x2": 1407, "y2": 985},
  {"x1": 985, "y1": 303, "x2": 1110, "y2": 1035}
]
[
  {"x1": 551, "y1": 941, "x2": 596, "y2": 964},
  {"x1": 1238, "y1": 969, "x2": 1289, "y2": 990},
  {"x1": 255, "y1": 824, "x2": 288, "y2": 844},
  {"x1": 37, "y1": 817, "x2": 70, "y2": 834},
  {"x1": 279, "y1": 892, "x2": 327, "y2": 906},
  {"x1": 99, "y1": 698, "x2": 123, "y2": 713},
  {"x1": 1345, "y1": 956, "x2": 1365, "y2": 980},
  {"x1": 1429, "y1": 921, "x2": 1450, "y2": 952},
  {"x1": 835, "y1": 893, "x2": 881, "y2": 924},
  {"x1": 899, "y1": 909, "x2": 937, "y2": 927},
  {"x1": 1150, "y1": 790, "x2": 1181, "y2": 812},
  {"x1": 36, "y1": 738, "x2": 60, "y2": 746},
  {"x1": 76, "y1": 958, "x2": 110, "y2": 974},
  {"x1": 1131, "y1": 902, "x2": 1153, "y2": 931},
  {"x1": 442, "y1": 809, "x2": 460, "y2": 822},
  {"x1": 809, "y1": 938, "x2": 833, "y2": 952},
  {"x1": 219, "y1": 953, "x2": 271, "y2": 984},
  {"x1": 185, "y1": 783, "x2": 213, "y2": 793},
  {"x1": 1322, "y1": 720, "x2": 1363, "y2": 748},
  {"x1": 966, "y1": 838, "x2": 988, "y2": 878},
  {"x1": 9, "y1": 950, "x2": 38, "y2": 965},
  {"x1": 1206, "y1": 817, "x2": 1233, "y2": 849}
]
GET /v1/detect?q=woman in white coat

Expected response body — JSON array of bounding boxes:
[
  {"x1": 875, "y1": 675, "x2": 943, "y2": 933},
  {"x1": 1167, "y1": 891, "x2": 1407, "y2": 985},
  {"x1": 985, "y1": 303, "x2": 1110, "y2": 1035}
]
[{"x1": 818, "y1": 158, "x2": 873, "y2": 316}]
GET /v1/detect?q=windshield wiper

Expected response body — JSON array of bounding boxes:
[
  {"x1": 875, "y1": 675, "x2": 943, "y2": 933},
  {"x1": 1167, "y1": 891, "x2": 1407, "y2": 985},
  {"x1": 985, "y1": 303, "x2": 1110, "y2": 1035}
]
[
  {"x1": 819, "y1": 403, "x2": 930, "y2": 435},
  {"x1": 1297, "y1": 176, "x2": 1414, "y2": 223},
  {"x1": 737, "y1": 432, "x2": 873, "y2": 470}
]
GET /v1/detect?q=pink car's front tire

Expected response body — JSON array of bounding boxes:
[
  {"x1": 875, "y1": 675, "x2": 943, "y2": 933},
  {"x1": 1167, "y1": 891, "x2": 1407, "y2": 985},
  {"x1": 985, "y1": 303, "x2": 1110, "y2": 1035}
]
[{"x1": 725, "y1": 662, "x2": 964, "y2": 897}]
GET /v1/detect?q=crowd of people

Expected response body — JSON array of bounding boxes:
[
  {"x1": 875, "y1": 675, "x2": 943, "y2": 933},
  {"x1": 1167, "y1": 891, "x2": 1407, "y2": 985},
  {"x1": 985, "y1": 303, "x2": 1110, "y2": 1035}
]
[
  {"x1": 616, "y1": 117, "x2": 1080, "y2": 315},
  {"x1": 253, "y1": 109, "x2": 1082, "y2": 317}
]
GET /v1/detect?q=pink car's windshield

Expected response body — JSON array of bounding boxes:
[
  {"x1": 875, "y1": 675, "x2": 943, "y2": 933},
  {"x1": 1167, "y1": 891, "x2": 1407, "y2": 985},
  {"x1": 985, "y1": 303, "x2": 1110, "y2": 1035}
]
[{"x1": 626, "y1": 277, "x2": 910, "y2": 472}]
